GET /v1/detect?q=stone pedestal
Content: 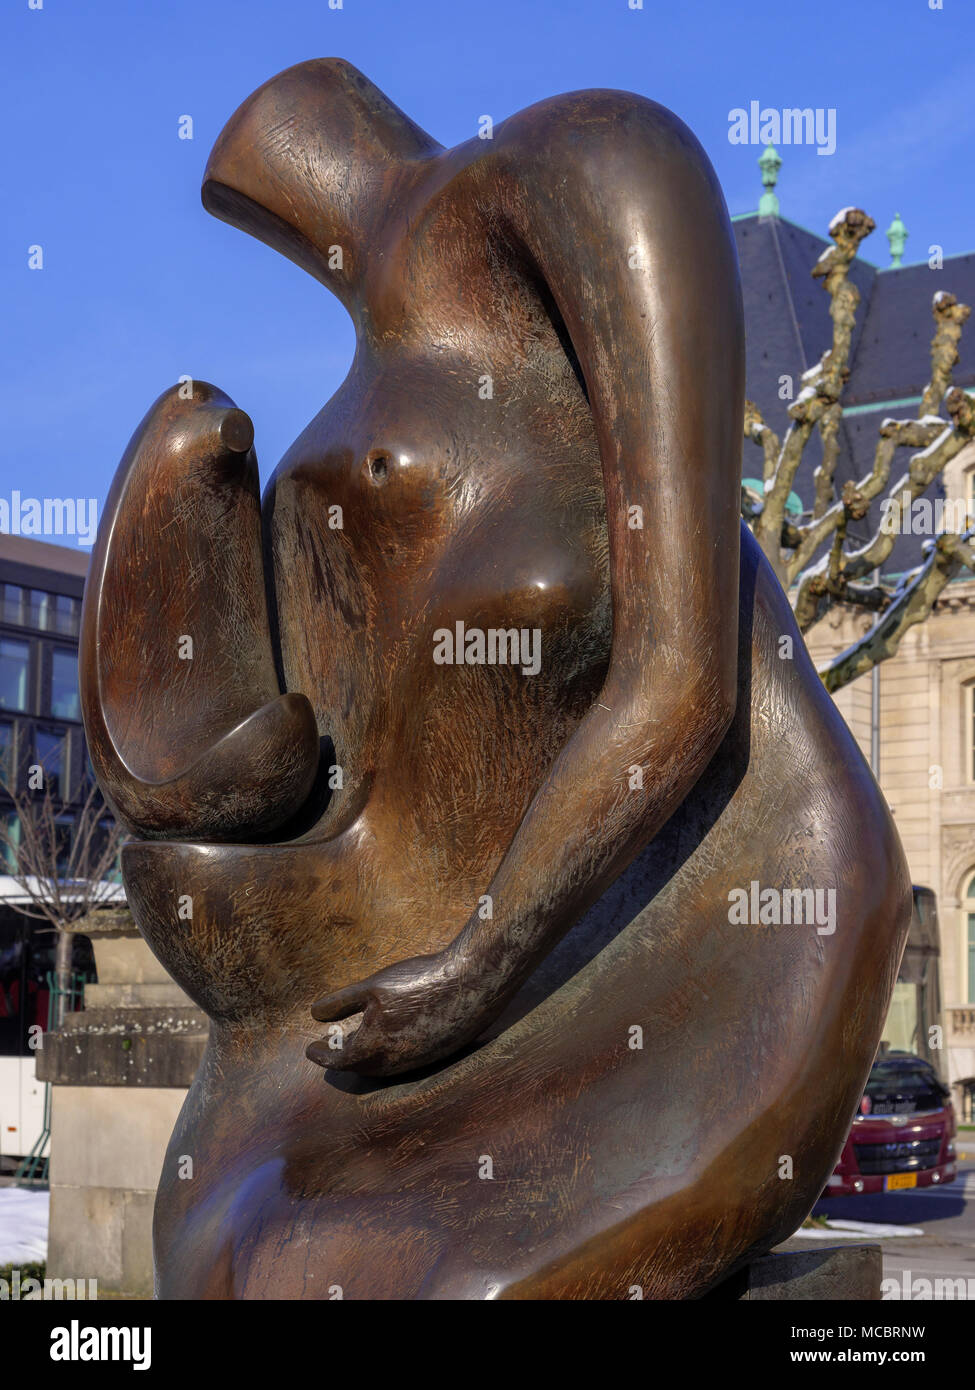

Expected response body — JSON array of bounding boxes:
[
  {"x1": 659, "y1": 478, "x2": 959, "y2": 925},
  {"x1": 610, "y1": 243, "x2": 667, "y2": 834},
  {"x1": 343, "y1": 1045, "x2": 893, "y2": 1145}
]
[
  {"x1": 708, "y1": 1244, "x2": 882, "y2": 1300},
  {"x1": 36, "y1": 906, "x2": 207, "y2": 1297}
]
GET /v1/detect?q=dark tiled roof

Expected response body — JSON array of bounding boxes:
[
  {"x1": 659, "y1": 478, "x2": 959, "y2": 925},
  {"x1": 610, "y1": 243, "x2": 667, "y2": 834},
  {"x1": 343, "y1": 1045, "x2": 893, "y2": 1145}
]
[
  {"x1": 849, "y1": 256, "x2": 975, "y2": 406},
  {"x1": 734, "y1": 214, "x2": 975, "y2": 575}
]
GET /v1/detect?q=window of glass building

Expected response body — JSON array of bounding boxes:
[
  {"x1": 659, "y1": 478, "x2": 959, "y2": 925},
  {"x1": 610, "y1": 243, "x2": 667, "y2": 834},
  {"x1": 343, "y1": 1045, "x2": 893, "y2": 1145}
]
[
  {"x1": 1, "y1": 810, "x2": 21, "y2": 872},
  {"x1": 91, "y1": 816, "x2": 123, "y2": 883},
  {"x1": 35, "y1": 728, "x2": 66, "y2": 800},
  {"x1": 0, "y1": 638, "x2": 30, "y2": 712},
  {"x1": 0, "y1": 584, "x2": 26, "y2": 626},
  {"x1": 25, "y1": 592, "x2": 80, "y2": 637},
  {"x1": 52, "y1": 595, "x2": 80, "y2": 637},
  {"x1": 54, "y1": 813, "x2": 74, "y2": 877},
  {"x1": 27, "y1": 591, "x2": 47, "y2": 630},
  {"x1": 50, "y1": 649, "x2": 79, "y2": 720},
  {"x1": 0, "y1": 720, "x2": 14, "y2": 785}
]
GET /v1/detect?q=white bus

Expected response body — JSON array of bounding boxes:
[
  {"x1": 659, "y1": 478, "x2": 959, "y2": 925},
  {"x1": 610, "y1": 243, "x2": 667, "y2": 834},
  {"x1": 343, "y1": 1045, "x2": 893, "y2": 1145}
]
[{"x1": 0, "y1": 874, "x2": 99, "y2": 1170}]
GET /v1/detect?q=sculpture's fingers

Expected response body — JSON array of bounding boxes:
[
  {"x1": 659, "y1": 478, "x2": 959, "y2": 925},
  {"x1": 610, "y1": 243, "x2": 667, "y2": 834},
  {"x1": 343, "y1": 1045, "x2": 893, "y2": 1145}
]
[
  {"x1": 305, "y1": 1012, "x2": 367, "y2": 1070},
  {"x1": 309, "y1": 982, "x2": 370, "y2": 1023},
  {"x1": 80, "y1": 381, "x2": 319, "y2": 841}
]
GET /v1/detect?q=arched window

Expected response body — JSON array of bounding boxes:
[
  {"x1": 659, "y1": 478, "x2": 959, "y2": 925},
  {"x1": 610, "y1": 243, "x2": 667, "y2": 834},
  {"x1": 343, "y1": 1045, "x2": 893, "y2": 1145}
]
[
  {"x1": 964, "y1": 873, "x2": 975, "y2": 1004},
  {"x1": 966, "y1": 683, "x2": 975, "y2": 784}
]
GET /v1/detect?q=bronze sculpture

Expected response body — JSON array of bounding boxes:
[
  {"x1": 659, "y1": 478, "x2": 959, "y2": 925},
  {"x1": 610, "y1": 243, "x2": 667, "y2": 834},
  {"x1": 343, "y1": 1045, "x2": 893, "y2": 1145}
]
[{"x1": 79, "y1": 59, "x2": 912, "y2": 1299}]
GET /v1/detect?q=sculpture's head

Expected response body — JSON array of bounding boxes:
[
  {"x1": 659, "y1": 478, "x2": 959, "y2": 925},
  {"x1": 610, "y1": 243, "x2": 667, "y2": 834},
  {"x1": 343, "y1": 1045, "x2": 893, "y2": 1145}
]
[{"x1": 202, "y1": 58, "x2": 443, "y2": 315}]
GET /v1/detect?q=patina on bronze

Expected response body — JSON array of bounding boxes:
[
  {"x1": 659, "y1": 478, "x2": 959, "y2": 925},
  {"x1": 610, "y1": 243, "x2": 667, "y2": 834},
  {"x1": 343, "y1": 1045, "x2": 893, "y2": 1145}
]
[{"x1": 80, "y1": 59, "x2": 912, "y2": 1299}]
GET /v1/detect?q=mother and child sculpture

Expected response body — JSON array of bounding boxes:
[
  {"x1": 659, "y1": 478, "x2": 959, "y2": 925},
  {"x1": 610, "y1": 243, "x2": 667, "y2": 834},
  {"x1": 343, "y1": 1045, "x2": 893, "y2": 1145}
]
[{"x1": 80, "y1": 58, "x2": 910, "y2": 1299}]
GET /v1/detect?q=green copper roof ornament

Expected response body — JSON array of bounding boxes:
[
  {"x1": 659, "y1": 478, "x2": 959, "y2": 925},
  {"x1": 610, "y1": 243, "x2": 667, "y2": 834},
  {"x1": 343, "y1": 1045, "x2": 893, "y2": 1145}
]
[
  {"x1": 758, "y1": 143, "x2": 781, "y2": 217},
  {"x1": 886, "y1": 212, "x2": 908, "y2": 267}
]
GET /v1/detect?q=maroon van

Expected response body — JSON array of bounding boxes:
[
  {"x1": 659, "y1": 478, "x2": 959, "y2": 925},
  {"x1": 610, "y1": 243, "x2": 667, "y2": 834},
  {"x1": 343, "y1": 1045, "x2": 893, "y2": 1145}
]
[{"x1": 827, "y1": 1053, "x2": 957, "y2": 1196}]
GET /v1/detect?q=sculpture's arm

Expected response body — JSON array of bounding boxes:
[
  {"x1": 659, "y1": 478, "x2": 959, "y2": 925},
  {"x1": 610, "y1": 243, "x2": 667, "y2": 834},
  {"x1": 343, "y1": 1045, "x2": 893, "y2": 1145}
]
[
  {"x1": 80, "y1": 382, "x2": 319, "y2": 841},
  {"x1": 309, "y1": 94, "x2": 745, "y2": 1075}
]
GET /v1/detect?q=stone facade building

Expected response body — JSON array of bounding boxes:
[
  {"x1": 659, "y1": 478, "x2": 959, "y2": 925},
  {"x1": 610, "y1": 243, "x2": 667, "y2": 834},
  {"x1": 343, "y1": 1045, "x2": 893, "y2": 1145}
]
[
  {"x1": 734, "y1": 155, "x2": 975, "y2": 1117},
  {"x1": 805, "y1": 454, "x2": 975, "y2": 1119}
]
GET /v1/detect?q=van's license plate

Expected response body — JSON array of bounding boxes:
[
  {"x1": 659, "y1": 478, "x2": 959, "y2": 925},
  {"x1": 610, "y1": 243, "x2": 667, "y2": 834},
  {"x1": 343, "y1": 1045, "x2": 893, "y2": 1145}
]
[{"x1": 885, "y1": 1172, "x2": 918, "y2": 1191}]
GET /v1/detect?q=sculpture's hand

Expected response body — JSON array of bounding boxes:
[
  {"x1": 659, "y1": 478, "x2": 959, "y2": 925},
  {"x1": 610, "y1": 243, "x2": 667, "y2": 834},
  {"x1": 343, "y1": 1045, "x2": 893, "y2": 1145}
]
[{"x1": 307, "y1": 950, "x2": 484, "y2": 1076}]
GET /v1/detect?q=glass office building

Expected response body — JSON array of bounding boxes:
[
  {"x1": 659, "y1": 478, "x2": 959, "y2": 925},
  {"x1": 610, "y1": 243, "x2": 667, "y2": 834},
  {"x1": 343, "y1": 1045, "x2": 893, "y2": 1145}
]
[{"x1": 0, "y1": 535, "x2": 95, "y2": 1165}]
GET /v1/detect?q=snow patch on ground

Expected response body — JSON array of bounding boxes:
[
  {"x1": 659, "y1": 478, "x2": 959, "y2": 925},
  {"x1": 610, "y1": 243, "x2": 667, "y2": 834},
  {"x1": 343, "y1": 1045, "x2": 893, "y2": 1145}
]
[
  {"x1": 0, "y1": 1187, "x2": 49, "y2": 1263},
  {"x1": 793, "y1": 1217, "x2": 923, "y2": 1240}
]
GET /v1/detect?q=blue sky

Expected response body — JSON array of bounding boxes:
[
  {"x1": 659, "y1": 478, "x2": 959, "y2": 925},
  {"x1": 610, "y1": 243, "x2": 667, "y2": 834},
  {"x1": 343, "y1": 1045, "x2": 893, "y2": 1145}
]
[{"x1": 3, "y1": 0, "x2": 973, "y2": 544}]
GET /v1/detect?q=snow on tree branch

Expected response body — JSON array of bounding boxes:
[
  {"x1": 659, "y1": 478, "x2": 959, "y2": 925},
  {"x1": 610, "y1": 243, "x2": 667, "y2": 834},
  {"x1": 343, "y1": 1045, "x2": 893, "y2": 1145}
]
[{"x1": 743, "y1": 207, "x2": 975, "y2": 694}]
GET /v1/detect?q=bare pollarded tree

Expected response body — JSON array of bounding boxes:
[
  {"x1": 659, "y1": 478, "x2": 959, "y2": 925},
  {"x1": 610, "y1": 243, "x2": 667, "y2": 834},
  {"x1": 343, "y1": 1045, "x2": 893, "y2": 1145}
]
[
  {"x1": 0, "y1": 740, "x2": 125, "y2": 1024},
  {"x1": 743, "y1": 207, "x2": 975, "y2": 693}
]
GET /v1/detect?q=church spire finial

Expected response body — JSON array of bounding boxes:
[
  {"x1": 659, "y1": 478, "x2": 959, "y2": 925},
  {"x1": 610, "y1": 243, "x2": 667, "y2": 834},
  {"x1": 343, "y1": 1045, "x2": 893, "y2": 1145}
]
[
  {"x1": 886, "y1": 212, "x2": 908, "y2": 267},
  {"x1": 758, "y1": 143, "x2": 781, "y2": 217}
]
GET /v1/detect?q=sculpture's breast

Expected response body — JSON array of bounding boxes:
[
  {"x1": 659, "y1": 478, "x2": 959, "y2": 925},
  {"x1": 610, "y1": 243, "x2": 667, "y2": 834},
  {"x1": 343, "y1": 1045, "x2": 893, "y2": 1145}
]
[{"x1": 265, "y1": 345, "x2": 611, "y2": 847}]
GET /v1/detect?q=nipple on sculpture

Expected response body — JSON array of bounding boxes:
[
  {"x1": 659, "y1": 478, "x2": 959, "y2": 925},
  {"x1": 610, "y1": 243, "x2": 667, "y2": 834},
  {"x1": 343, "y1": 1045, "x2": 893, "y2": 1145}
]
[{"x1": 366, "y1": 451, "x2": 391, "y2": 483}]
